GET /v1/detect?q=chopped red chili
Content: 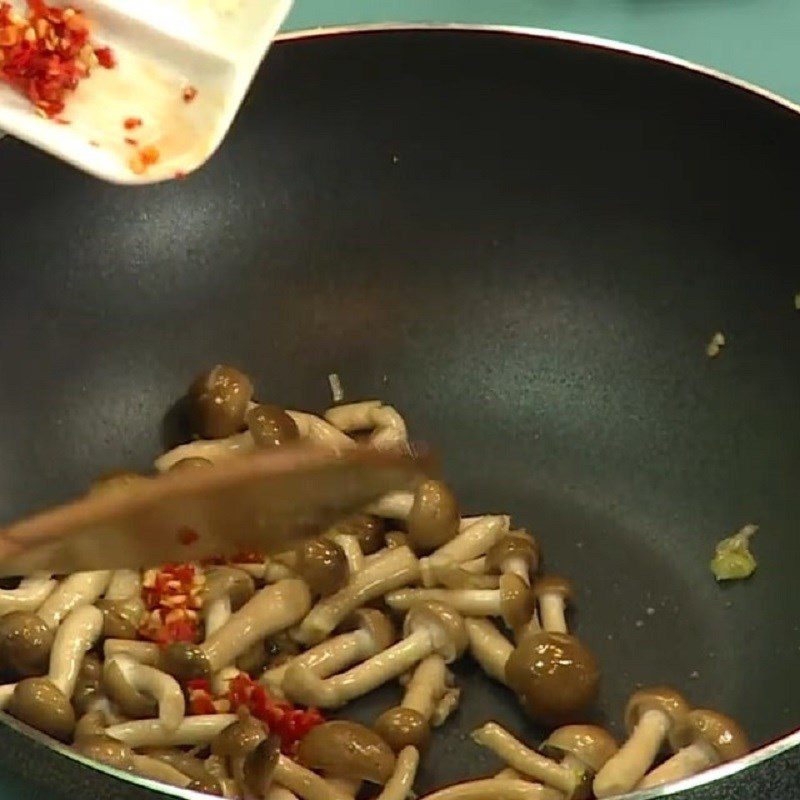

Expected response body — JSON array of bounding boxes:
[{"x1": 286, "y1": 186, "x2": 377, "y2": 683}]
[
  {"x1": 178, "y1": 527, "x2": 199, "y2": 546},
  {"x1": 139, "y1": 563, "x2": 204, "y2": 645},
  {"x1": 182, "y1": 85, "x2": 197, "y2": 103},
  {"x1": 0, "y1": 1, "x2": 114, "y2": 118},
  {"x1": 123, "y1": 116, "x2": 141, "y2": 130}
]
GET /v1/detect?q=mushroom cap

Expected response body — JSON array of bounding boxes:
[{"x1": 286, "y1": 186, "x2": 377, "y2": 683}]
[
  {"x1": 96, "y1": 597, "x2": 146, "y2": 640},
  {"x1": 204, "y1": 566, "x2": 256, "y2": 611},
  {"x1": 144, "y1": 748, "x2": 220, "y2": 783},
  {"x1": 169, "y1": 457, "x2": 214, "y2": 471},
  {"x1": 243, "y1": 735, "x2": 280, "y2": 796},
  {"x1": 187, "y1": 777, "x2": 224, "y2": 796},
  {"x1": 499, "y1": 574, "x2": 536, "y2": 631},
  {"x1": 332, "y1": 514, "x2": 386, "y2": 555},
  {"x1": 188, "y1": 364, "x2": 254, "y2": 439},
  {"x1": 295, "y1": 537, "x2": 350, "y2": 597},
  {"x1": 103, "y1": 659, "x2": 158, "y2": 719},
  {"x1": 7, "y1": 677, "x2": 76, "y2": 743},
  {"x1": 160, "y1": 642, "x2": 212, "y2": 682},
  {"x1": 74, "y1": 710, "x2": 108, "y2": 742},
  {"x1": 374, "y1": 706, "x2": 431, "y2": 752},
  {"x1": 540, "y1": 725, "x2": 619, "y2": 773},
  {"x1": 533, "y1": 575, "x2": 574, "y2": 602},
  {"x1": 75, "y1": 735, "x2": 136, "y2": 773},
  {"x1": 0, "y1": 610, "x2": 55, "y2": 677},
  {"x1": 342, "y1": 608, "x2": 396, "y2": 652},
  {"x1": 505, "y1": 632, "x2": 600, "y2": 726},
  {"x1": 404, "y1": 601, "x2": 468, "y2": 663},
  {"x1": 686, "y1": 709, "x2": 749, "y2": 763},
  {"x1": 407, "y1": 480, "x2": 460, "y2": 553},
  {"x1": 297, "y1": 720, "x2": 396, "y2": 784},
  {"x1": 485, "y1": 533, "x2": 540, "y2": 577},
  {"x1": 72, "y1": 653, "x2": 103, "y2": 717},
  {"x1": 625, "y1": 687, "x2": 690, "y2": 744},
  {"x1": 211, "y1": 711, "x2": 267, "y2": 759},
  {"x1": 246, "y1": 404, "x2": 300, "y2": 448}
]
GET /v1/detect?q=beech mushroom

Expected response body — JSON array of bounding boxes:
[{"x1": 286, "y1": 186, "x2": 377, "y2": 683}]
[
  {"x1": 72, "y1": 653, "x2": 103, "y2": 717},
  {"x1": 465, "y1": 618, "x2": 513, "y2": 684},
  {"x1": 374, "y1": 746, "x2": 420, "y2": 800},
  {"x1": 385, "y1": 574, "x2": 535, "y2": 633},
  {"x1": 262, "y1": 609, "x2": 395, "y2": 694},
  {"x1": 161, "y1": 579, "x2": 311, "y2": 681},
  {"x1": 297, "y1": 720, "x2": 396, "y2": 785},
  {"x1": 284, "y1": 601, "x2": 467, "y2": 708},
  {"x1": 0, "y1": 575, "x2": 56, "y2": 617},
  {"x1": 0, "y1": 682, "x2": 16, "y2": 710},
  {"x1": 505, "y1": 631, "x2": 600, "y2": 726},
  {"x1": 211, "y1": 708, "x2": 271, "y2": 789},
  {"x1": 272, "y1": 753, "x2": 353, "y2": 800},
  {"x1": 533, "y1": 576, "x2": 573, "y2": 635},
  {"x1": 541, "y1": 725, "x2": 619, "y2": 796},
  {"x1": 473, "y1": 721, "x2": 597, "y2": 798},
  {"x1": 637, "y1": 709, "x2": 749, "y2": 790},
  {"x1": 203, "y1": 566, "x2": 256, "y2": 637},
  {"x1": 8, "y1": 604, "x2": 103, "y2": 742},
  {"x1": 188, "y1": 365, "x2": 254, "y2": 439},
  {"x1": 155, "y1": 430, "x2": 254, "y2": 470},
  {"x1": 286, "y1": 410, "x2": 357, "y2": 452},
  {"x1": 418, "y1": 778, "x2": 564, "y2": 800},
  {"x1": 103, "y1": 655, "x2": 184, "y2": 731},
  {"x1": 593, "y1": 687, "x2": 691, "y2": 798},
  {"x1": 37, "y1": 571, "x2": 112, "y2": 630},
  {"x1": 242, "y1": 735, "x2": 282, "y2": 797},
  {"x1": 292, "y1": 538, "x2": 350, "y2": 597},
  {"x1": 247, "y1": 404, "x2": 300, "y2": 448},
  {"x1": 294, "y1": 546, "x2": 420, "y2": 646},
  {"x1": 144, "y1": 748, "x2": 223, "y2": 789},
  {"x1": 104, "y1": 639, "x2": 161, "y2": 667},
  {"x1": 0, "y1": 610, "x2": 55, "y2": 677},
  {"x1": 485, "y1": 533, "x2": 541, "y2": 586},
  {"x1": 330, "y1": 514, "x2": 386, "y2": 556},
  {"x1": 324, "y1": 400, "x2": 409, "y2": 452},
  {"x1": 105, "y1": 714, "x2": 237, "y2": 748}
]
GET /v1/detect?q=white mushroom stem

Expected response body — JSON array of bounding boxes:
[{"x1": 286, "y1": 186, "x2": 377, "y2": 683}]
[
  {"x1": 108, "y1": 655, "x2": 185, "y2": 732},
  {"x1": 516, "y1": 612, "x2": 541, "y2": 641},
  {"x1": 131, "y1": 755, "x2": 193, "y2": 788},
  {"x1": 0, "y1": 683, "x2": 16, "y2": 710},
  {"x1": 326, "y1": 402, "x2": 409, "y2": 452},
  {"x1": 105, "y1": 570, "x2": 142, "y2": 601},
  {"x1": 284, "y1": 621, "x2": 440, "y2": 708},
  {"x1": 366, "y1": 491, "x2": 414, "y2": 519},
  {"x1": 472, "y1": 722, "x2": 579, "y2": 795},
  {"x1": 331, "y1": 534, "x2": 364, "y2": 574},
  {"x1": 286, "y1": 411, "x2": 356, "y2": 452},
  {"x1": 262, "y1": 627, "x2": 377, "y2": 691},
  {"x1": 294, "y1": 546, "x2": 419, "y2": 646},
  {"x1": 212, "y1": 666, "x2": 242, "y2": 697},
  {"x1": 267, "y1": 787, "x2": 300, "y2": 800},
  {"x1": 48, "y1": 604, "x2": 104, "y2": 698},
  {"x1": 465, "y1": 618, "x2": 513, "y2": 684},
  {"x1": 274, "y1": 754, "x2": 353, "y2": 800},
  {"x1": 325, "y1": 400, "x2": 383, "y2": 430},
  {"x1": 37, "y1": 571, "x2": 111, "y2": 629},
  {"x1": 106, "y1": 714, "x2": 237, "y2": 748},
  {"x1": 0, "y1": 576, "x2": 56, "y2": 616},
  {"x1": 203, "y1": 579, "x2": 312, "y2": 672},
  {"x1": 461, "y1": 557, "x2": 487, "y2": 574},
  {"x1": 419, "y1": 778, "x2": 564, "y2": 800},
  {"x1": 402, "y1": 655, "x2": 448, "y2": 721},
  {"x1": 423, "y1": 516, "x2": 510, "y2": 572},
  {"x1": 375, "y1": 746, "x2": 420, "y2": 800},
  {"x1": 155, "y1": 431, "x2": 254, "y2": 471},
  {"x1": 593, "y1": 709, "x2": 672, "y2": 798},
  {"x1": 104, "y1": 639, "x2": 161, "y2": 666},
  {"x1": 386, "y1": 588, "x2": 508, "y2": 617},
  {"x1": 233, "y1": 562, "x2": 266, "y2": 580},
  {"x1": 538, "y1": 594, "x2": 568, "y2": 635},
  {"x1": 637, "y1": 740, "x2": 721, "y2": 789},
  {"x1": 204, "y1": 595, "x2": 232, "y2": 639}
]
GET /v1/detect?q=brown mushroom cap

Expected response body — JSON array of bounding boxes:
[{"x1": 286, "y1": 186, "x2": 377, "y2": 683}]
[
  {"x1": 103, "y1": 659, "x2": 158, "y2": 719},
  {"x1": 499, "y1": 573, "x2": 536, "y2": 631},
  {"x1": 8, "y1": 677, "x2": 76, "y2": 743},
  {"x1": 169, "y1": 457, "x2": 214, "y2": 471},
  {"x1": 505, "y1": 631, "x2": 600, "y2": 726},
  {"x1": 404, "y1": 601, "x2": 468, "y2": 663},
  {"x1": 243, "y1": 735, "x2": 280, "y2": 796},
  {"x1": 374, "y1": 706, "x2": 431, "y2": 752},
  {"x1": 204, "y1": 567, "x2": 256, "y2": 611},
  {"x1": 533, "y1": 575, "x2": 574, "y2": 603},
  {"x1": 485, "y1": 533, "x2": 541, "y2": 577},
  {"x1": 159, "y1": 642, "x2": 212, "y2": 682},
  {"x1": 144, "y1": 748, "x2": 221, "y2": 783},
  {"x1": 74, "y1": 710, "x2": 107, "y2": 742},
  {"x1": 341, "y1": 609, "x2": 396, "y2": 652},
  {"x1": 211, "y1": 711, "x2": 267, "y2": 759},
  {"x1": 75, "y1": 735, "x2": 136, "y2": 773},
  {"x1": 540, "y1": 725, "x2": 619, "y2": 774},
  {"x1": 686, "y1": 709, "x2": 750, "y2": 763},
  {"x1": 72, "y1": 653, "x2": 103, "y2": 717},
  {"x1": 96, "y1": 597, "x2": 146, "y2": 640},
  {"x1": 625, "y1": 687, "x2": 690, "y2": 746},
  {"x1": 295, "y1": 537, "x2": 349, "y2": 597},
  {"x1": 406, "y1": 480, "x2": 460, "y2": 553},
  {"x1": 0, "y1": 611, "x2": 55, "y2": 677},
  {"x1": 297, "y1": 720, "x2": 396, "y2": 784},
  {"x1": 186, "y1": 777, "x2": 224, "y2": 796},
  {"x1": 246, "y1": 404, "x2": 299, "y2": 448},
  {"x1": 188, "y1": 365, "x2": 254, "y2": 439},
  {"x1": 332, "y1": 514, "x2": 386, "y2": 555}
]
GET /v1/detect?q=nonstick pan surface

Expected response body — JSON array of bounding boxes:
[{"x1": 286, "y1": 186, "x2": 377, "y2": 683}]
[{"x1": 0, "y1": 25, "x2": 798, "y2": 800}]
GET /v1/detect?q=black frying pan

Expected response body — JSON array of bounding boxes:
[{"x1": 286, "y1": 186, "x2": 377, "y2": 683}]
[{"x1": 0, "y1": 25, "x2": 798, "y2": 800}]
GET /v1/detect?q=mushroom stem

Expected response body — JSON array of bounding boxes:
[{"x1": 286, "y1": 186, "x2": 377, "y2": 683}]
[
  {"x1": 294, "y1": 546, "x2": 419, "y2": 646},
  {"x1": 0, "y1": 683, "x2": 16, "y2": 710},
  {"x1": 105, "y1": 714, "x2": 237, "y2": 748},
  {"x1": 286, "y1": 411, "x2": 356, "y2": 452},
  {"x1": 472, "y1": 722, "x2": 579, "y2": 795},
  {"x1": 331, "y1": 534, "x2": 364, "y2": 574},
  {"x1": 593, "y1": 709, "x2": 671, "y2": 798},
  {"x1": 104, "y1": 639, "x2": 161, "y2": 666},
  {"x1": 105, "y1": 570, "x2": 141, "y2": 602},
  {"x1": 205, "y1": 595, "x2": 232, "y2": 638},
  {"x1": 130, "y1": 754, "x2": 193, "y2": 788},
  {"x1": 49, "y1": 605, "x2": 104, "y2": 698},
  {"x1": 267, "y1": 788, "x2": 300, "y2": 800},
  {"x1": 386, "y1": 588, "x2": 502, "y2": 616},
  {"x1": 465, "y1": 618, "x2": 513, "y2": 684},
  {"x1": 155, "y1": 431, "x2": 255, "y2": 471},
  {"x1": 204, "y1": 580, "x2": 312, "y2": 672},
  {"x1": 539, "y1": 595, "x2": 568, "y2": 635},
  {"x1": 273, "y1": 754, "x2": 353, "y2": 800},
  {"x1": 37, "y1": 571, "x2": 111, "y2": 629},
  {"x1": 637, "y1": 741, "x2": 720, "y2": 790},
  {"x1": 419, "y1": 778, "x2": 564, "y2": 799},
  {"x1": 424, "y1": 516, "x2": 510, "y2": 568},
  {"x1": 0, "y1": 576, "x2": 56, "y2": 616},
  {"x1": 375, "y1": 746, "x2": 420, "y2": 800},
  {"x1": 366, "y1": 491, "x2": 414, "y2": 519},
  {"x1": 461, "y1": 557, "x2": 487, "y2": 574},
  {"x1": 402, "y1": 655, "x2": 447, "y2": 720}
]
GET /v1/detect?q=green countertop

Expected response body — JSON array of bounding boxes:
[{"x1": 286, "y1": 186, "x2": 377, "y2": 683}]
[{"x1": 283, "y1": 0, "x2": 800, "y2": 110}]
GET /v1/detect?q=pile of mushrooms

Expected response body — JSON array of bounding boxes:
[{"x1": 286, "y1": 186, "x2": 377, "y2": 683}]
[{"x1": 0, "y1": 364, "x2": 752, "y2": 800}]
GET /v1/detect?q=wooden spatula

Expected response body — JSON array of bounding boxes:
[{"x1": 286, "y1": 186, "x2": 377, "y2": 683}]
[{"x1": 0, "y1": 446, "x2": 425, "y2": 576}]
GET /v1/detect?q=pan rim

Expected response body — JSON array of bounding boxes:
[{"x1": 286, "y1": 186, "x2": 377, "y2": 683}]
[{"x1": 0, "y1": 22, "x2": 797, "y2": 800}]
